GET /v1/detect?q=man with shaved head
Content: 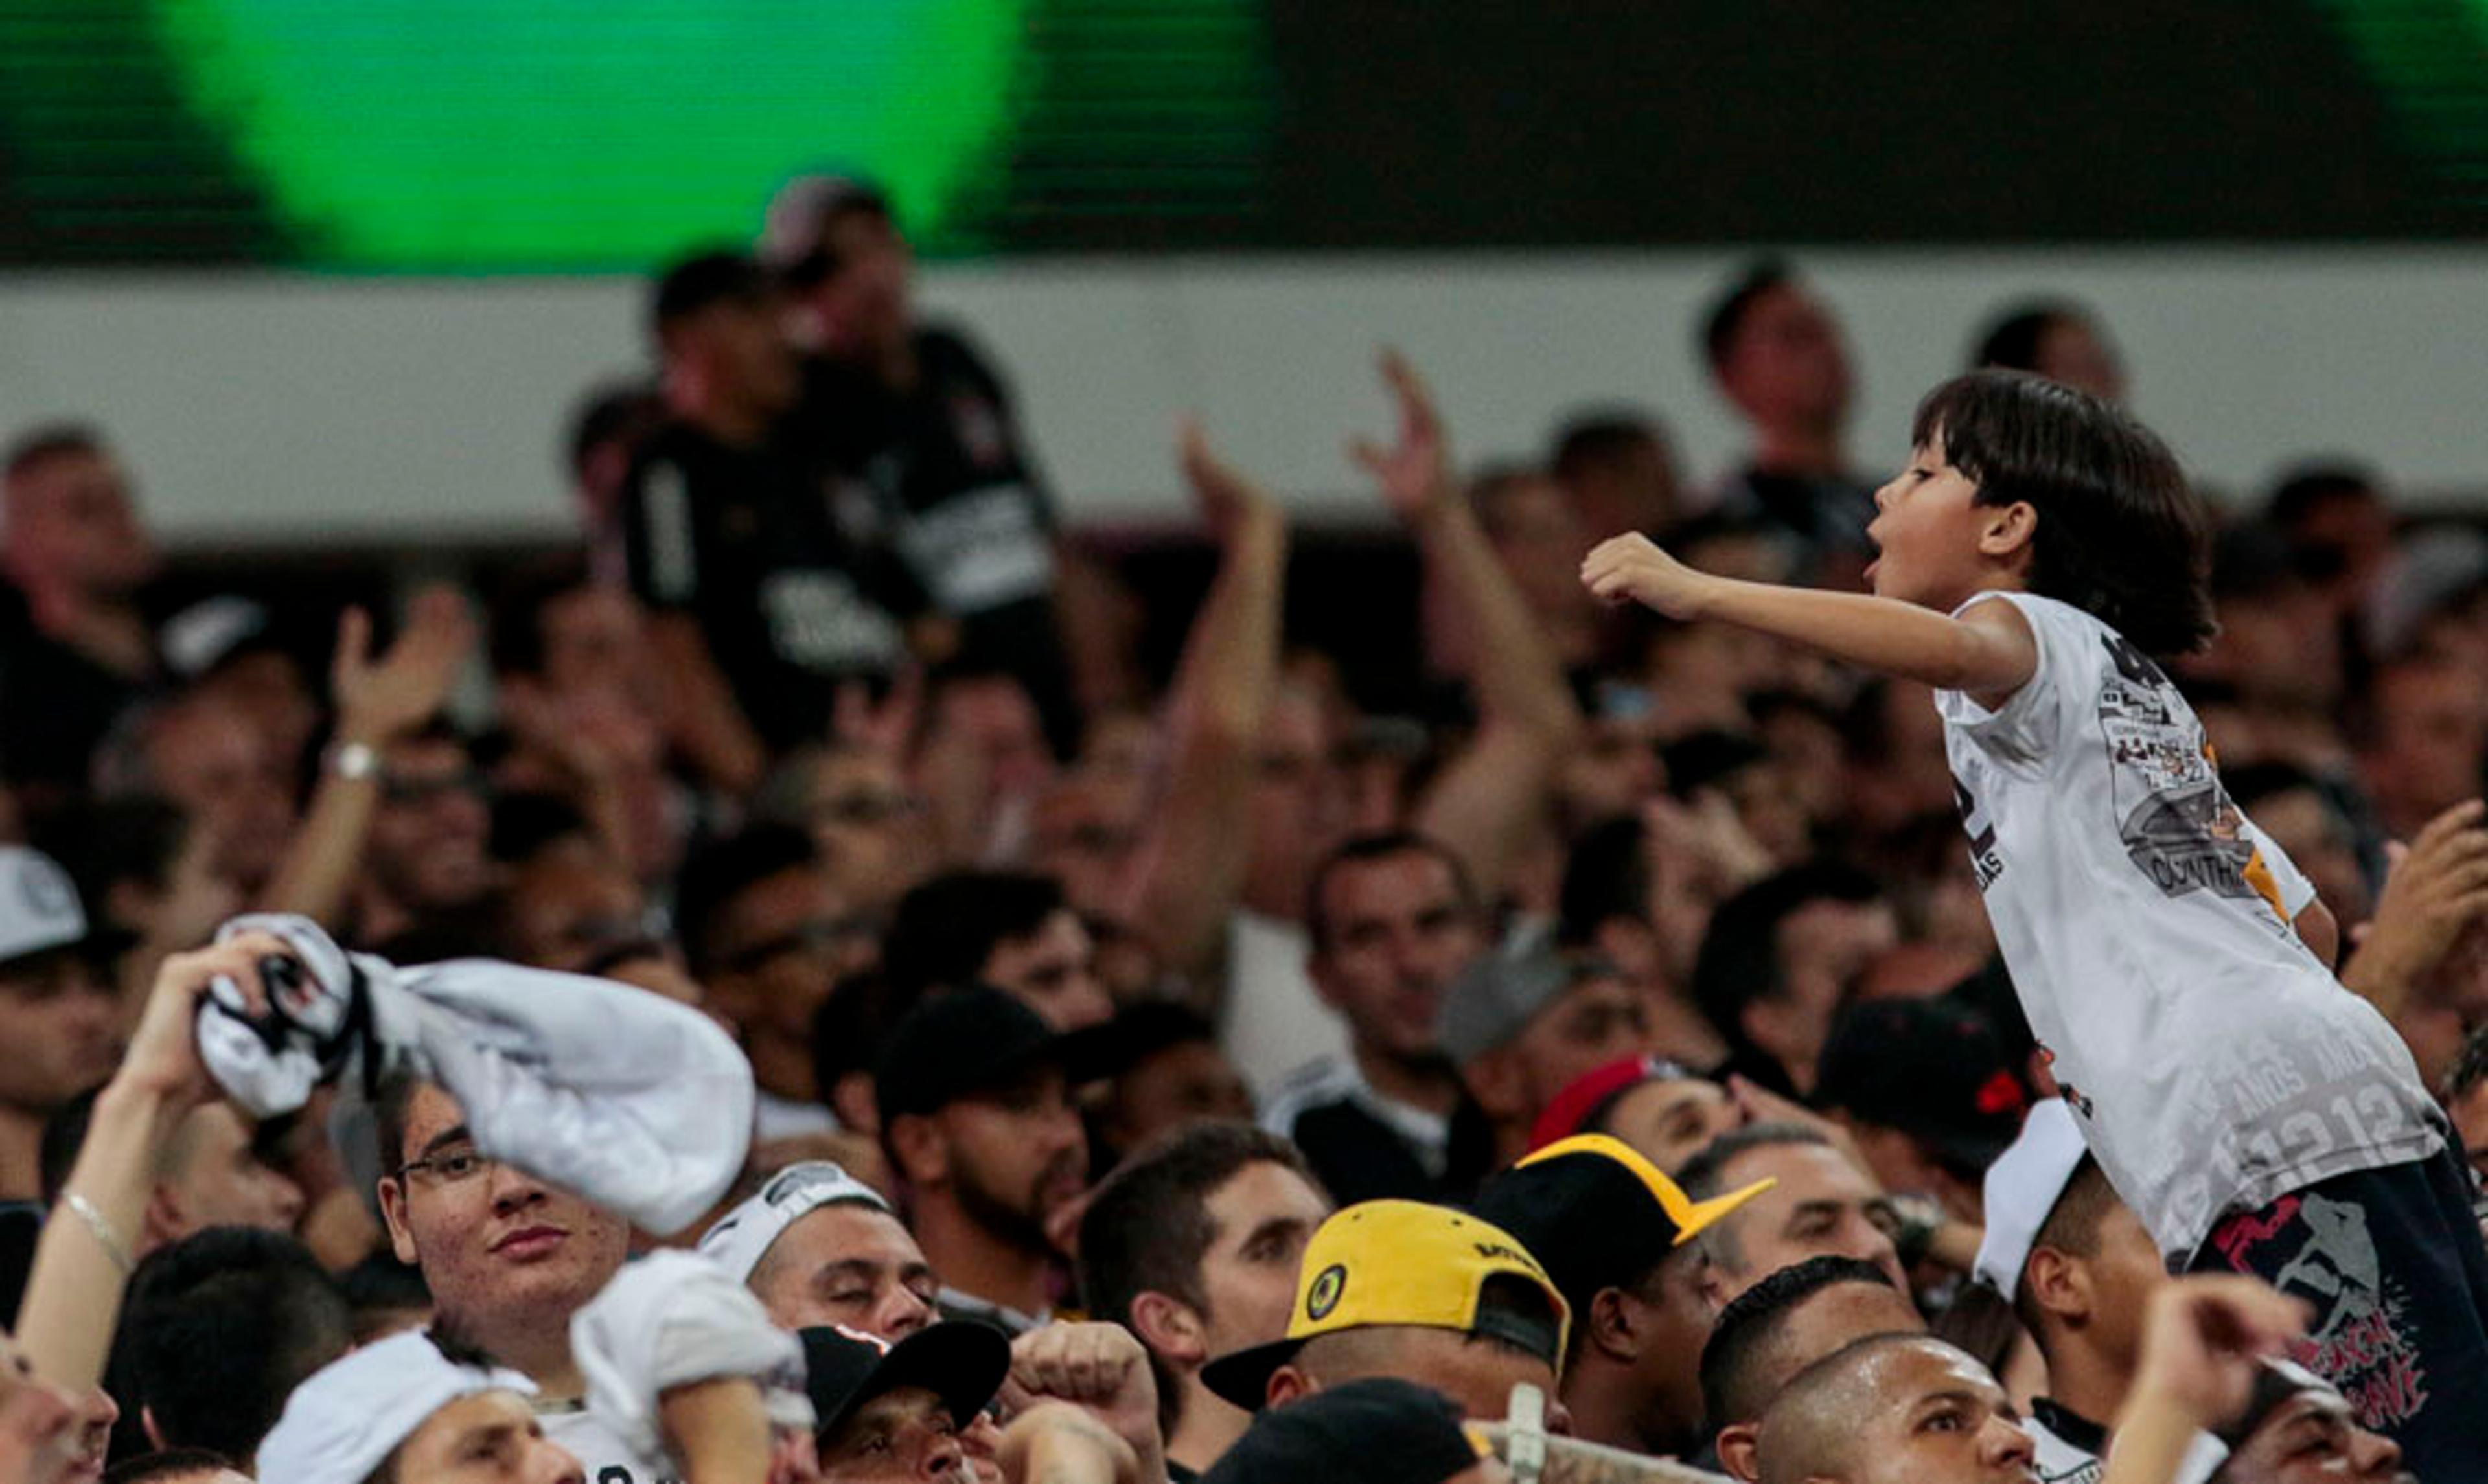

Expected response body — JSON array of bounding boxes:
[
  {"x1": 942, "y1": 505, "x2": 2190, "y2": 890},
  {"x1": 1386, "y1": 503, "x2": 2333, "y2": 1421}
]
[
  {"x1": 1755, "y1": 1333, "x2": 2036, "y2": 1484},
  {"x1": 1700, "y1": 1257, "x2": 1926, "y2": 1483}
]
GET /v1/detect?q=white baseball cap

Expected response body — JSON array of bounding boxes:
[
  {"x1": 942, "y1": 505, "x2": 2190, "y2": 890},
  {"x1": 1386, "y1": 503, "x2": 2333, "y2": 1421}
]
[
  {"x1": 1972, "y1": 1097, "x2": 2089, "y2": 1296},
  {"x1": 255, "y1": 1329, "x2": 536, "y2": 1484},
  {"x1": 697, "y1": 1161, "x2": 893, "y2": 1282},
  {"x1": 0, "y1": 846, "x2": 95, "y2": 968}
]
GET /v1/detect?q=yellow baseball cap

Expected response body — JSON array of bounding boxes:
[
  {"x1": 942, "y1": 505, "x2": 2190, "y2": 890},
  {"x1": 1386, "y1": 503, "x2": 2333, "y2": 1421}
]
[{"x1": 1199, "y1": 1199, "x2": 1571, "y2": 1410}]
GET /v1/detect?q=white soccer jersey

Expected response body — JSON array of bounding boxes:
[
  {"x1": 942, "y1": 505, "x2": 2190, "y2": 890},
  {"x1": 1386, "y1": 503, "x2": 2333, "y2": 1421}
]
[{"x1": 1937, "y1": 591, "x2": 2442, "y2": 1261}]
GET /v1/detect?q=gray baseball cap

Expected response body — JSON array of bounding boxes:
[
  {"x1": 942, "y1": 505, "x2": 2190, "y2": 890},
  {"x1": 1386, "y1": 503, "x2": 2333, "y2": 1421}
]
[
  {"x1": 1436, "y1": 931, "x2": 1624, "y2": 1067},
  {"x1": 0, "y1": 846, "x2": 99, "y2": 969}
]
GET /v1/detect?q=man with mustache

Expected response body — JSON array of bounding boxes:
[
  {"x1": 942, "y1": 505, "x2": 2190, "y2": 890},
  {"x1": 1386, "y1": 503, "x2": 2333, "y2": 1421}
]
[{"x1": 875, "y1": 988, "x2": 1096, "y2": 1336}]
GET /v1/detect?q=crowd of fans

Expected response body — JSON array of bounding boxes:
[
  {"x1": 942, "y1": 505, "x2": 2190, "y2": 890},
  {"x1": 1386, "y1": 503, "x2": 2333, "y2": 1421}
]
[{"x1": 0, "y1": 174, "x2": 2482, "y2": 1484}]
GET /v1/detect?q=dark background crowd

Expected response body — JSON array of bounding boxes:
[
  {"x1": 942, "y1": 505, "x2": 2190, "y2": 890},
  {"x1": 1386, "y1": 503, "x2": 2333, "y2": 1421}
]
[{"x1": 0, "y1": 172, "x2": 2480, "y2": 1484}]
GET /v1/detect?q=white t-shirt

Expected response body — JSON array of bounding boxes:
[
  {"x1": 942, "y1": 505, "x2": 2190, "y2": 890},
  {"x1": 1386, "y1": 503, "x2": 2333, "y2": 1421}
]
[
  {"x1": 1937, "y1": 591, "x2": 2441, "y2": 1260},
  {"x1": 1220, "y1": 909, "x2": 1349, "y2": 1097},
  {"x1": 540, "y1": 1400, "x2": 678, "y2": 1484}
]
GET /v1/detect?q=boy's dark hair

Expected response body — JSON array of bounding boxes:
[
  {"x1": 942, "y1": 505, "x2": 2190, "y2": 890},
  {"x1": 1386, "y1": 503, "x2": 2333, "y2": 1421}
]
[
  {"x1": 1698, "y1": 1254, "x2": 1901, "y2": 1432},
  {"x1": 1688, "y1": 862, "x2": 1882, "y2": 1057},
  {"x1": 3, "y1": 422, "x2": 105, "y2": 485},
  {"x1": 2264, "y1": 462, "x2": 2382, "y2": 532},
  {"x1": 673, "y1": 823, "x2": 823, "y2": 976},
  {"x1": 1701, "y1": 258, "x2": 1795, "y2": 373},
  {"x1": 104, "y1": 1447, "x2": 237, "y2": 1484},
  {"x1": 1969, "y1": 300, "x2": 2092, "y2": 375},
  {"x1": 1911, "y1": 371, "x2": 2215, "y2": 659},
  {"x1": 2010, "y1": 1155, "x2": 2116, "y2": 1345},
  {"x1": 1304, "y1": 832, "x2": 1479, "y2": 955},
  {"x1": 1077, "y1": 1123, "x2": 1324, "y2": 1434},
  {"x1": 108, "y1": 1227, "x2": 352, "y2": 1467},
  {"x1": 881, "y1": 871, "x2": 1064, "y2": 999}
]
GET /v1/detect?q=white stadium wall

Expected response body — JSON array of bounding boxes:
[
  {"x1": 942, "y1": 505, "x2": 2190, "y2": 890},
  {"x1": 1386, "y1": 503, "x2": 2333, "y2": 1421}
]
[{"x1": 0, "y1": 245, "x2": 2482, "y2": 544}]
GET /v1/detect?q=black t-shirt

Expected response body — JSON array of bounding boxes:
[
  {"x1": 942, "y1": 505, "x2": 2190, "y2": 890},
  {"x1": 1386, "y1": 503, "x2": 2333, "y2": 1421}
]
[
  {"x1": 619, "y1": 420, "x2": 929, "y2": 754},
  {"x1": 799, "y1": 326, "x2": 1076, "y2": 749},
  {"x1": 0, "y1": 582, "x2": 148, "y2": 804}
]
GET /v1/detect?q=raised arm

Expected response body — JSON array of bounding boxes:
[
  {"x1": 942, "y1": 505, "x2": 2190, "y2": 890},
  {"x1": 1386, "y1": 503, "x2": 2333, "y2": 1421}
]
[
  {"x1": 1354, "y1": 352, "x2": 1583, "y2": 893},
  {"x1": 16, "y1": 935, "x2": 281, "y2": 1389},
  {"x1": 260, "y1": 587, "x2": 475, "y2": 924},
  {"x1": 1112, "y1": 423, "x2": 1288, "y2": 981},
  {"x1": 1582, "y1": 533, "x2": 2037, "y2": 706}
]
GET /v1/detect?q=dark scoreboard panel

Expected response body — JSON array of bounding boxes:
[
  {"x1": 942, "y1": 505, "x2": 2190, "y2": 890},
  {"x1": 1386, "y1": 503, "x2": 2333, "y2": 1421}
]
[{"x1": 0, "y1": 0, "x2": 2478, "y2": 270}]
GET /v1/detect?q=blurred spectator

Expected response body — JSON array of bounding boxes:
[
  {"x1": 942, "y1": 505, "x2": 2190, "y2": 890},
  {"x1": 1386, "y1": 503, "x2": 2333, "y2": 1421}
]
[
  {"x1": 882, "y1": 871, "x2": 1113, "y2": 1032},
  {"x1": 494, "y1": 829, "x2": 652, "y2": 976},
  {"x1": 875, "y1": 987, "x2": 1093, "y2": 1334},
  {"x1": 1425, "y1": 464, "x2": 1603, "y2": 675},
  {"x1": 1550, "y1": 409, "x2": 1681, "y2": 542},
  {"x1": 94, "y1": 692, "x2": 298, "y2": 900},
  {"x1": 1698, "y1": 1256, "x2": 1926, "y2": 1482},
  {"x1": 1082, "y1": 1006, "x2": 1255, "y2": 1165},
  {"x1": 1077, "y1": 1123, "x2": 1331, "y2": 1480},
  {"x1": 1260, "y1": 833, "x2": 1491, "y2": 1205},
  {"x1": 621, "y1": 249, "x2": 932, "y2": 786},
  {"x1": 348, "y1": 719, "x2": 496, "y2": 947},
  {"x1": 2224, "y1": 762, "x2": 2372, "y2": 926},
  {"x1": 2352, "y1": 650, "x2": 2485, "y2": 842},
  {"x1": 335, "y1": 1252, "x2": 431, "y2": 1342},
  {"x1": 41, "y1": 1090, "x2": 303, "y2": 1259},
  {"x1": 1528, "y1": 1056, "x2": 1743, "y2": 1174},
  {"x1": 156, "y1": 597, "x2": 321, "y2": 777},
  {"x1": 2447, "y1": 1027, "x2": 2488, "y2": 1184},
  {"x1": 0, "y1": 426, "x2": 161, "y2": 808},
  {"x1": 1437, "y1": 938, "x2": 1649, "y2": 1170},
  {"x1": 1677, "y1": 1124, "x2": 1911, "y2": 1304},
  {"x1": 1697, "y1": 261, "x2": 1874, "y2": 587},
  {"x1": 1969, "y1": 299, "x2": 2127, "y2": 402},
  {"x1": 488, "y1": 554, "x2": 678, "y2": 885},
  {"x1": 768, "y1": 173, "x2": 1100, "y2": 757},
  {"x1": 756, "y1": 741, "x2": 936, "y2": 915},
  {"x1": 560, "y1": 378, "x2": 664, "y2": 575},
  {"x1": 1691, "y1": 863, "x2": 1896, "y2": 1098},
  {"x1": 676, "y1": 824, "x2": 871, "y2": 1140},
  {"x1": 2266, "y1": 462, "x2": 2397, "y2": 628},
  {"x1": 1474, "y1": 1134, "x2": 1768, "y2": 1456},
  {"x1": 1813, "y1": 997, "x2": 2028, "y2": 1225},
  {"x1": 0, "y1": 848, "x2": 123, "y2": 1205}
]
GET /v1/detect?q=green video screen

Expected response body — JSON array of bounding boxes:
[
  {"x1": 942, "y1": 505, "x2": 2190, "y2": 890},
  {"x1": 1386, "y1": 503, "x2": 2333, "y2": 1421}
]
[{"x1": 0, "y1": 0, "x2": 2482, "y2": 270}]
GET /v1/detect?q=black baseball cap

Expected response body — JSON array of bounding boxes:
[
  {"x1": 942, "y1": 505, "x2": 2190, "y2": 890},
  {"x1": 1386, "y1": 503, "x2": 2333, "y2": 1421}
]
[
  {"x1": 1472, "y1": 1134, "x2": 1773, "y2": 1322},
  {"x1": 1199, "y1": 1378, "x2": 1488, "y2": 1484},
  {"x1": 872, "y1": 985, "x2": 1112, "y2": 1128},
  {"x1": 1813, "y1": 996, "x2": 2030, "y2": 1178},
  {"x1": 800, "y1": 1321, "x2": 1011, "y2": 1439}
]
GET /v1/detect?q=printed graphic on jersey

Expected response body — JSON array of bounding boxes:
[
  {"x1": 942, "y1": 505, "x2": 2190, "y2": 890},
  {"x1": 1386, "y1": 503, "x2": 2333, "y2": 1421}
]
[{"x1": 2093, "y1": 634, "x2": 2273, "y2": 910}]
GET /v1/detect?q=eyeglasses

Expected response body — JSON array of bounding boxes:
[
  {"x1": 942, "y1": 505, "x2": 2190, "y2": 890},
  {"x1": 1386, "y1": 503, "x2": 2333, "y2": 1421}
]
[{"x1": 396, "y1": 1143, "x2": 496, "y2": 1185}]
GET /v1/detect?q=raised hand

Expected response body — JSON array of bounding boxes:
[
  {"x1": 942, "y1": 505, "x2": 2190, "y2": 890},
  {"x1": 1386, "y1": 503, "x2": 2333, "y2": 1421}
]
[
  {"x1": 1179, "y1": 418, "x2": 1280, "y2": 544},
  {"x1": 332, "y1": 584, "x2": 476, "y2": 746},
  {"x1": 1000, "y1": 1321, "x2": 1163, "y2": 1483},
  {"x1": 2128, "y1": 1275, "x2": 2309, "y2": 1430},
  {"x1": 2345, "y1": 799, "x2": 2488, "y2": 1007},
  {"x1": 1348, "y1": 348, "x2": 1455, "y2": 522},
  {"x1": 1581, "y1": 532, "x2": 1712, "y2": 620}
]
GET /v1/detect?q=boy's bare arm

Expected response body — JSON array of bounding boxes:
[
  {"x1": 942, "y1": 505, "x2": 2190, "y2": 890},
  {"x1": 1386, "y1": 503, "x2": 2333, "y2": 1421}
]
[{"x1": 1582, "y1": 533, "x2": 2037, "y2": 707}]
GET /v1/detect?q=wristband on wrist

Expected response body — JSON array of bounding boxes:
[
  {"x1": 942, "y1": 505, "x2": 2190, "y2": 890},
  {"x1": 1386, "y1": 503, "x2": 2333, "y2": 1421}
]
[{"x1": 327, "y1": 739, "x2": 380, "y2": 782}]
